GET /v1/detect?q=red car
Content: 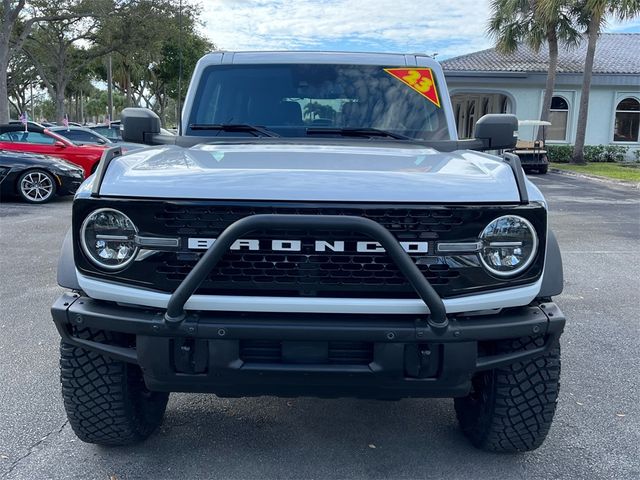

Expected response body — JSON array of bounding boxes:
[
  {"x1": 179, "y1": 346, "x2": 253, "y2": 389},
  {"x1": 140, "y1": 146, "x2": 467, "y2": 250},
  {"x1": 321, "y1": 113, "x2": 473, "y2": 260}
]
[{"x1": 0, "y1": 124, "x2": 108, "y2": 177}]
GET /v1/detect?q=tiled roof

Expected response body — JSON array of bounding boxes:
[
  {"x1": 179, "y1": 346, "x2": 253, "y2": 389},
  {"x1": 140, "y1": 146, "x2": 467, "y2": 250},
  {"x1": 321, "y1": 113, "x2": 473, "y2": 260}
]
[{"x1": 441, "y1": 33, "x2": 640, "y2": 74}]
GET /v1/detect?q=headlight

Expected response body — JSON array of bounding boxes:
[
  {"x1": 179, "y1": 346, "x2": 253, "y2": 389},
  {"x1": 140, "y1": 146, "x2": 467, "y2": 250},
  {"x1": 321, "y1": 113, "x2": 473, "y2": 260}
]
[
  {"x1": 478, "y1": 215, "x2": 538, "y2": 277},
  {"x1": 80, "y1": 208, "x2": 138, "y2": 270}
]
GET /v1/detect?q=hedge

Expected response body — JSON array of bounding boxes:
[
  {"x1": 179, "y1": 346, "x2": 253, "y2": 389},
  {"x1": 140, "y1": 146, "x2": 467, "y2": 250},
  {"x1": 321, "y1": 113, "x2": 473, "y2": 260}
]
[{"x1": 546, "y1": 144, "x2": 629, "y2": 163}]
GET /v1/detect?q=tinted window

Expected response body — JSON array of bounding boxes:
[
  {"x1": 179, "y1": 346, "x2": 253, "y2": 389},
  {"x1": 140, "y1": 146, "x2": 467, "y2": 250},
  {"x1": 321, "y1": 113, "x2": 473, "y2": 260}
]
[
  {"x1": 0, "y1": 131, "x2": 56, "y2": 144},
  {"x1": 62, "y1": 130, "x2": 99, "y2": 142},
  {"x1": 92, "y1": 126, "x2": 119, "y2": 140},
  {"x1": 614, "y1": 97, "x2": 640, "y2": 142},
  {"x1": 0, "y1": 132, "x2": 16, "y2": 141},
  {"x1": 189, "y1": 64, "x2": 451, "y2": 141},
  {"x1": 548, "y1": 96, "x2": 569, "y2": 141}
]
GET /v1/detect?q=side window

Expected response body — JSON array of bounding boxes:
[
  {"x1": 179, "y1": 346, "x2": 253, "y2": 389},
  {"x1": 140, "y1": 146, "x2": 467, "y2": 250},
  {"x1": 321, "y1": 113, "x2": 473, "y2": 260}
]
[
  {"x1": 4, "y1": 131, "x2": 56, "y2": 144},
  {"x1": 64, "y1": 130, "x2": 95, "y2": 142},
  {"x1": 0, "y1": 132, "x2": 16, "y2": 141},
  {"x1": 92, "y1": 127, "x2": 116, "y2": 139},
  {"x1": 613, "y1": 97, "x2": 640, "y2": 142},
  {"x1": 548, "y1": 96, "x2": 569, "y2": 141},
  {"x1": 465, "y1": 101, "x2": 476, "y2": 139}
]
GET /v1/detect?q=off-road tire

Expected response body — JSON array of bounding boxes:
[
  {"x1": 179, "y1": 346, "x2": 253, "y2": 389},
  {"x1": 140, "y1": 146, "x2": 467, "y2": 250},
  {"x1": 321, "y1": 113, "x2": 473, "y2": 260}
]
[
  {"x1": 60, "y1": 328, "x2": 169, "y2": 446},
  {"x1": 454, "y1": 336, "x2": 561, "y2": 453},
  {"x1": 538, "y1": 165, "x2": 549, "y2": 174}
]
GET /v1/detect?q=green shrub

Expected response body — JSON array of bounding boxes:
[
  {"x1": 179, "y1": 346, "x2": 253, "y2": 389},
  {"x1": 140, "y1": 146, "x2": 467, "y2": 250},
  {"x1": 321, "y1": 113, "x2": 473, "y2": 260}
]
[
  {"x1": 546, "y1": 145, "x2": 573, "y2": 163},
  {"x1": 584, "y1": 145, "x2": 628, "y2": 162},
  {"x1": 546, "y1": 144, "x2": 629, "y2": 163}
]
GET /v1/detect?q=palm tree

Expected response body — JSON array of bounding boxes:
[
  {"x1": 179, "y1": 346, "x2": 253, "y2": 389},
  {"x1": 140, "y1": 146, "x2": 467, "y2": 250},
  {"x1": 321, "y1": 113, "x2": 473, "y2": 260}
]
[
  {"x1": 488, "y1": 0, "x2": 580, "y2": 137},
  {"x1": 567, "y1": 0, "x2": 639, "y2": 164}
]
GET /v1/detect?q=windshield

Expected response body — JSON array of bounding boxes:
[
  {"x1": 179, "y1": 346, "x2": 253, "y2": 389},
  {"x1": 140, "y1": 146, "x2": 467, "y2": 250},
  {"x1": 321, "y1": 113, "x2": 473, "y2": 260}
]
[{"x1": 187, "y1": 64, "x2": 451, "y2": 141}]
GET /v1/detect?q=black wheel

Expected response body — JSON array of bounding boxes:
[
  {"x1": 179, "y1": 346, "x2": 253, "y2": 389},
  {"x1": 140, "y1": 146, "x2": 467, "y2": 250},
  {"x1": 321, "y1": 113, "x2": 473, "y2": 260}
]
[
  {"x1": 17, "y1": 169, "x2": 56, "y2": 203},
  {"x1": 60, "y1": 328, "x2": 169, "y2": 446},
  {"x1": 454, "y1": 336, "x2": 561, "y2": 453},
  {"x1": 538, "y1": 165, "x2": 549, "y2": 174}
]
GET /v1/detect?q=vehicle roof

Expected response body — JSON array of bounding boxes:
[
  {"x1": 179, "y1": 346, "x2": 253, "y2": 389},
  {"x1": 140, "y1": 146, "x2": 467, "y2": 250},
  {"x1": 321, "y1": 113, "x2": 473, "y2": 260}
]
[
  {"x1": 0, "y1": 123, "x2": 47, "y2": 134},
  {"x1": 8, "y1": 120, "x2": 47, "y2": 128},
  {"x1": 50, "y1": 125, "x2": 95, "y2": 132},
  {"x1": 199, "y1": 50, "x2": 441, "y2": 67}
]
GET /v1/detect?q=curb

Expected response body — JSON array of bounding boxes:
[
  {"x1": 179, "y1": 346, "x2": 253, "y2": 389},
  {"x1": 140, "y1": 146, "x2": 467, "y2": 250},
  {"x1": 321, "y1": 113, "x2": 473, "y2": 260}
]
[{"x1": 549, "y1": 168, "x2": 640, "y2": 189}]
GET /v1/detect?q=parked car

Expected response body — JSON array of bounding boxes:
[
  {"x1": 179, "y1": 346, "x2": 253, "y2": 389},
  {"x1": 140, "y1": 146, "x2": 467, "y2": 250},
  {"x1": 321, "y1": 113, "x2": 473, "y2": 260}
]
[
  {"x1": 0, "y1": 149, "x2": 84, "y2": 203},
  {"x1": 0, "y1": 124, "x2": 109, "y2": 177},
  {"x1": 90, "y1": 121, "x2": 174, "y2": 142},
  {"x1": 50, "y1": 126, "x2": 146, "y2": 152}
]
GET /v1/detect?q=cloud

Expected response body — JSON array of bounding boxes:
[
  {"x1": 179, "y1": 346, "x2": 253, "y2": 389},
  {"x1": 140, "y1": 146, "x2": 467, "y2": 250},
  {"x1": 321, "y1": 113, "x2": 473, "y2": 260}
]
[
  {"x1": 199, "y1": 0, "x2": 493, "y2": 57},
  {"x1": 198, "y1": 0, "x2": 639, "y2": 59}
]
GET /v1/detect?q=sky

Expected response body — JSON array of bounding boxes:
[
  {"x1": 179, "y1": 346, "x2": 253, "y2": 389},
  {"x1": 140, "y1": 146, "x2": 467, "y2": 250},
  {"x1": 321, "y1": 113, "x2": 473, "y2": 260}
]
[{"x1": 200, "y1": 0, "x2": 640, "y2": 60}]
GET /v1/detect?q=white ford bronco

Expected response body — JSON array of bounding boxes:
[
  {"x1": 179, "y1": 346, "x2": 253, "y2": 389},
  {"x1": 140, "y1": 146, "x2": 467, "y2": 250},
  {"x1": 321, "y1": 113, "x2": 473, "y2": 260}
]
[{"x1": 52, "y1": 51, "x2": 565, "y2": 452}]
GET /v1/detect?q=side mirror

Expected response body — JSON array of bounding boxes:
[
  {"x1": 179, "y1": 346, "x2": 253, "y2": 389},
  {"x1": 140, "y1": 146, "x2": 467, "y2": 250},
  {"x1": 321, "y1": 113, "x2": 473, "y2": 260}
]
[
  {"x1": 54, "y1": 140, "x2": 66, "y2": 148},
  {"x1": 474, "y1": 114, "x2": 518, "y2": 150},
  {"x1": 121, "y1": 107, "x2": 161, "y2": 144}
]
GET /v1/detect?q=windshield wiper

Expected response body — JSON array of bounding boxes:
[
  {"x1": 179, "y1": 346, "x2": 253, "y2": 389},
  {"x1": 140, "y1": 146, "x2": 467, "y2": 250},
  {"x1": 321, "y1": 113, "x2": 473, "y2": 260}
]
[
  {"x1": 305, "y1": 127, "x2": 413, "y2": 140},
  {"x1": 189, "y1": 124, "x2": 280, "y2": 137}
]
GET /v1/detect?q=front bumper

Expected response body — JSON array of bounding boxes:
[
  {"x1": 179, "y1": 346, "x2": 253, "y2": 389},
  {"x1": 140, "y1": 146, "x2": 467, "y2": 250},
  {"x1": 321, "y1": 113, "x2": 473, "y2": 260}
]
[
  {"x1": 55, "y1": 171, "x2": 84, "y2": 195},
  {"x1": 52, "y1": 292, "x2": 565, "y2": 399}
]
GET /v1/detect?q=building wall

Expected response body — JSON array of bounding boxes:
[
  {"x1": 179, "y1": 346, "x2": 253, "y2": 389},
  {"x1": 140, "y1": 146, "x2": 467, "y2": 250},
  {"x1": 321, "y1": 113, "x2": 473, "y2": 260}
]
[{"x1": 446, "y1": 75, "x2": 639, "y2": 159}]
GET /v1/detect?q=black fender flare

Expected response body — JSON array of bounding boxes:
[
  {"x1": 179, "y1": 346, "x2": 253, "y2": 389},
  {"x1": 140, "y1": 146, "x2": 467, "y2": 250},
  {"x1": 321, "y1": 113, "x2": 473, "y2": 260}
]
[
  {"x1": 539, "y1": 229, "x2": 564, "y2": 298},
  {"x1": 57, "y1": 228, "x2": 81, "y2": 290}
]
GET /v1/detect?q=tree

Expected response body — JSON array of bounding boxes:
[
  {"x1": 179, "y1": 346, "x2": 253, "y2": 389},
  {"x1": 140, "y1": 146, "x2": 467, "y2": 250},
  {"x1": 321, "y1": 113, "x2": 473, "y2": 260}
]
[
  {"x1": 304, "y1": 101, "x2": 336, "y2": 121},
  {"x1": 22, "y1": 0, "x2": 114, "y2": 123},
  {"x1": 6, "y1": 49, "x2": 39, "y2": 116},
  {"x1": 568, "y1": 0, "x2": 639, "y2": 164},
  {"x1": 488, "y1": 0, "x2": 580, "y2": 138},
  {"x1": 95, "y1": 0, "x2": 183, "y2": 109},
  {"x1": 150, "y1": 28, "x2": 213, "y2": 125},
  {"x1": 93, "y1": 0, "x2": 213, "y2": 125},
  {"x1": 0, "y1": 0, "x2": 84, "y2": 122}
]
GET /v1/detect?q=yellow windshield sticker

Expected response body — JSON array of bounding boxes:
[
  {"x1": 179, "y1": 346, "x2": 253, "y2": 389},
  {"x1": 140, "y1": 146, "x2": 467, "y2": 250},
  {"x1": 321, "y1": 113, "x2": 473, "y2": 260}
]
[{"x1": 384, "y1": 68, "x2": 441, "y2": 108}]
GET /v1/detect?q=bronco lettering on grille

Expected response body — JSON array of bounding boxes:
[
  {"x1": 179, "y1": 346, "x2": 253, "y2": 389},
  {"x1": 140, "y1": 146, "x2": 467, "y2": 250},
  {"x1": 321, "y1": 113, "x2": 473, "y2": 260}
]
[{"x1": 187, "y1": 238, "x2": 429, "y2": 254}]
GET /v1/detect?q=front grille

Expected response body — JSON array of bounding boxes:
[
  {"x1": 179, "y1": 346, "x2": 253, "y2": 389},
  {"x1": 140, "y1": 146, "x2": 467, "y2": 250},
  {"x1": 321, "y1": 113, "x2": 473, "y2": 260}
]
[
  {"x1": 157, "y1": 253, "x2": 461, "y2": 290},
  {"x1": 155, "y1": 204, "x2": 474, "y2": 238},
  {"x1": 240, "y1": 340, "x2": 374, "y2": 365},
  {"x1": 73, "y1": 199, "x2": 547, "y2": 299},
  {"x1": 150, "y1": 204, "x2": 474, "y2": 297}
]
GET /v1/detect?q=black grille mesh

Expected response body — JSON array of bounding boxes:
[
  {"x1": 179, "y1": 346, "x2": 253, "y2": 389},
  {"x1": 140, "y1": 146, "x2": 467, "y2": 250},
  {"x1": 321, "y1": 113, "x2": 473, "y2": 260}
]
[
  {"x1": 154, "y1": 204, "x2": 477, "y2": 239},
  {"x1": 240, "y1": 340, "x2": 374, "y2": 365},
  {"x1": 73, "y1": 199, "x2": 547, "y2": 299}
]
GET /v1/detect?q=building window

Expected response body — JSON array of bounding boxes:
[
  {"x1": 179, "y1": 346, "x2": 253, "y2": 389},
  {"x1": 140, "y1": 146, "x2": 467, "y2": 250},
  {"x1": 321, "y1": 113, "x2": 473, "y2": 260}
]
[
  {"x1": 613, "y1": 97, "x2": 640, "y2": 142},
  {"x1": 466, "y1": 101, "x2": 476, "y2": 138},
  {"x1": 548, "y1": 96, "x2": 569, "y2": 141},
  {"x1": 482, "y1": 98, "x2": 490, "y2": 117}
]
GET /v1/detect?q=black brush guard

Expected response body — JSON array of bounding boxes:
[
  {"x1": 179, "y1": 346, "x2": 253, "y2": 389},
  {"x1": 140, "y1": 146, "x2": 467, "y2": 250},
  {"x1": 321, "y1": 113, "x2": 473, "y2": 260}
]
[{"x1": 163, "y1": 214, "x2": 448, "y2": 331}]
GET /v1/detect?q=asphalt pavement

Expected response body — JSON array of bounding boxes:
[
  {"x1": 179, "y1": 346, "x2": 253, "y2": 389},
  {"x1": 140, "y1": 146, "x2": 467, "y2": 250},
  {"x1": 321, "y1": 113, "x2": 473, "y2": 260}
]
[{"x1": 0, "y1": 172, "x2": 638, "y2": 480}]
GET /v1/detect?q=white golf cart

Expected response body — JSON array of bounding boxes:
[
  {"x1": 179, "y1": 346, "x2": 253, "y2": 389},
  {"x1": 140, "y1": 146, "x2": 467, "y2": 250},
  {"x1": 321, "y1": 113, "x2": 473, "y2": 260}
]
[{"x1": 512, "y1": 120, "x2": 551, "y2": 174}]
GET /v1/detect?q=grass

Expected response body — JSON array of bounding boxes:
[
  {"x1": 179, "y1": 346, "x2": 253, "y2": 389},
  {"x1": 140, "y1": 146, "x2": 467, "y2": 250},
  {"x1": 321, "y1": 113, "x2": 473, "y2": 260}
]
[{"x1": 550, "y1": 162, "x2": 640, "y2": 183}]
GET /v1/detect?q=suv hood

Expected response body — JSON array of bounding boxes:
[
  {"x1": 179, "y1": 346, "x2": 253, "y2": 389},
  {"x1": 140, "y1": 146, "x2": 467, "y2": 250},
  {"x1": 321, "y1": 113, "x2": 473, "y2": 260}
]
[{"x1": 96, "y1": 143, "x2": 522, "y2": 203}]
